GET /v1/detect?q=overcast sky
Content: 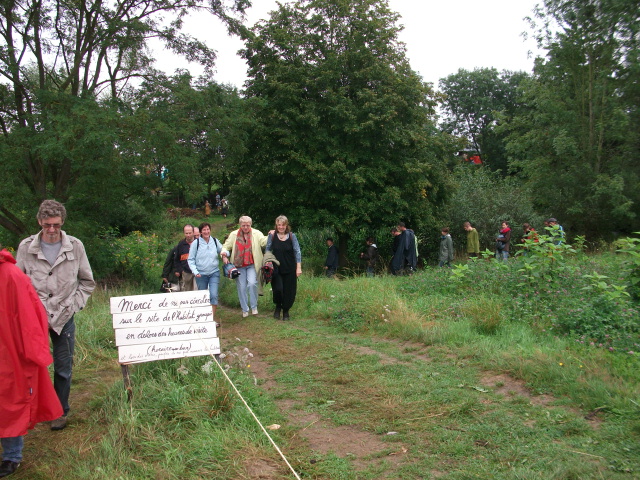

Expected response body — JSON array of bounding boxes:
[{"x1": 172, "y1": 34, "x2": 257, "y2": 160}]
[{"x1": 156, "y1": 0, "x2": 545, "y2": 90}]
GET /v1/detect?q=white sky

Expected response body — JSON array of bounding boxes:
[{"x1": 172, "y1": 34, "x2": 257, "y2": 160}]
[{"x1": 156, "y1": 0, "x2": 544, "y2": 90}]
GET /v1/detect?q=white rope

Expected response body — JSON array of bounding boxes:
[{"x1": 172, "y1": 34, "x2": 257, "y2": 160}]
[
  {"x1": 168, "y1": 256, "x2": 300, "y2": 478},
  {"x1": 201, "y1": 323, "x2": 302, "y2": 480}
]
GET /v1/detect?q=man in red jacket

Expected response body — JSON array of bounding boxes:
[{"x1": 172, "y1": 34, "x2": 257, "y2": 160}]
[{"x1": 0, "y1": 248, "x2": 63, "y2": 478}]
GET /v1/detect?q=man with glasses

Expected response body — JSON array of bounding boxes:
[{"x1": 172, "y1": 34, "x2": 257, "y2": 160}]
[{"x1": 16, "y1": 200, "x2": 95, "y2": 432}]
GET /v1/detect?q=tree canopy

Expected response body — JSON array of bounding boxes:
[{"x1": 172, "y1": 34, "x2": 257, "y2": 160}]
[
  {"x1": 439, "y1": 68, "x2": 529, "y2": 173},
  {"x1": 502, "y1": 0, "x2": 640, "y2": 237},
  {"x1": 233, "y1": 0, "x2": 452, "y2": 245},
  {"x1": 0, "y1": 0, "x2": 250, "y2": 236}
]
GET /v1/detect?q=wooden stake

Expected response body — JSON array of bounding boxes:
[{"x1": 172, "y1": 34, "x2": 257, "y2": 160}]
[{"x1": 121, "y1": 364, "x2": 133, "y2": 402}]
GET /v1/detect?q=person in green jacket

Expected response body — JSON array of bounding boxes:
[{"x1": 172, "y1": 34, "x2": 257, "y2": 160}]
[{"x1": 463, "y1": 222, "x2": 480, "y2": 258}]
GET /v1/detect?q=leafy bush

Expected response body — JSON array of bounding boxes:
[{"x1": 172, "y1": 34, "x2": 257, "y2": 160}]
[
  {"x1": 442, "y1": 166, "x2": 544, "y2": 252},
  {"x1": 616, "y1": 234, "x2": 640, "y2": 299},
  {"x1": 111, "y1": 230, "x2": 165, "y2": 286}
]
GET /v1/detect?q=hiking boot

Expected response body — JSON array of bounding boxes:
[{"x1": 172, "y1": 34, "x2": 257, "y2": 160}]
[
  {"x1": 51, "y1": 415, "x2": 67, "y2": 431},
  {"x1": 0, "y1": 460, "x2": 19, "y2": 478},
  {"x1": 273, "y1": 306, "x2": 281, "y2": 319},
  {"x1": 283, "y1": 310, "x2": 290, "y2": 321}
]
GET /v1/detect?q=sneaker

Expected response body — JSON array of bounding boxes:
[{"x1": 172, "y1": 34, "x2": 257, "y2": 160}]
[
  {"x1": 242, "y1": 311, "x2": 249, "y2": 318},
  {"x1": 0, "y1": 460, "x2": 19, "y2": 478},
  {"x1": 51, "y1": 415, "x2": 67, "y2": 431},
  {"x1": 251, "y1": 308, "x2": 258, "y2": 315}
]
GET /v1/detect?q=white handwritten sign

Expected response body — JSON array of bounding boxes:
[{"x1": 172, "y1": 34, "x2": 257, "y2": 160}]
[
  {"x1": 117, "y1": 339, "x2": 221, "y2": 363},
  {"x1": 111, "y1": 291, "x2": 220, "y2": 364}
]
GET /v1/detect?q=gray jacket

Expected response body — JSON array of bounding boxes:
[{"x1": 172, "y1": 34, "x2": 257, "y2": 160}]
[{"x1": 17, "y1": 231, "x2": 95, "y2": 334}]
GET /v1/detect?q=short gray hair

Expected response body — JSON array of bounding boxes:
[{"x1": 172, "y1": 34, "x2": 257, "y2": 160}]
[
  {"x1": 238, "y1": 215, "x2": 252, "y2": 225},
  {"x1": 37, "y1": 199, "x2": 67, "y2": 222}
]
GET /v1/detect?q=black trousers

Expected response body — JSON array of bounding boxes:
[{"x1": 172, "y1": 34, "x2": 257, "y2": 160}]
[{"x1": 272, "y1": 271, "x2": 297, "y2": 311}]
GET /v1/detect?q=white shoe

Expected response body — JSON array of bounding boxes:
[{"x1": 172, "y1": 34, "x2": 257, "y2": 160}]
[
  {"x1": 242, "y1": 311, "x2": 249, "y2": 318},
  {"x1": 252, "y1": 308, "x2": 258, "y2": 315}
]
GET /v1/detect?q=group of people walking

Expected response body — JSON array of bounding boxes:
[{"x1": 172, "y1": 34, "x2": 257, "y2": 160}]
[
  {"x1": 163, "y1": 215, "x2": 302, "y2": 323},
  {"x1": 322, "y1": 217, "x2": 567, "y2": 278},
  {"x1": 461, "y1": 218, "x2": 564, "y2": 264}
]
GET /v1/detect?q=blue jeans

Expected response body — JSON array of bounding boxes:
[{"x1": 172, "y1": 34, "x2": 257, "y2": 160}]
[
  {"x1": 1, "y1": 436, "x2": 24, "y2": 463},
  {"x1": 50, "y1": 316, "x2": 75, "y2": 415},
  {"x1": 236, "y1": 265, "x2": 258, "y2": 313},
  {"x1": 495, "y1": 250, "x2": 509, "y2": 261},
  {"x1": 195, "y1": 272, "x2": 219, "y2": 305},
  {"x1": 366, "y1": 266, "x2": 374, "y2": 277}
]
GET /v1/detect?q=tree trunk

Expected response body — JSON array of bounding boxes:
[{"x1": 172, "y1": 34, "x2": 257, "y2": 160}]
[{"x1": 338, "y1": 232, "x2": 349, "y2": 268}]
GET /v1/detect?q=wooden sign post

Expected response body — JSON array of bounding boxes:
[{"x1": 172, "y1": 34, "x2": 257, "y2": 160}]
[{"x1": 110, "y1": 290, "x2": 221, "y2": 399}]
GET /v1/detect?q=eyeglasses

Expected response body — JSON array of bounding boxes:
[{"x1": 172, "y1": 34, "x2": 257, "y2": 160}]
[{"x1": 42, "y1": 223, "x2": 62, "y2": 230}]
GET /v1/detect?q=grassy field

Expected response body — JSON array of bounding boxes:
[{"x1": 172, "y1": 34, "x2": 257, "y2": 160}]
[{"x1": 14, "y1": 222, "x2": 640, "y2": 479}]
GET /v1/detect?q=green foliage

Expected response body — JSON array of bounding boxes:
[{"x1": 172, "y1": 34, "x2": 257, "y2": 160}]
[
  {"x1": 0, "y1": 0, "x2": 249, "y2": 237},
  {"x1": 331, "y1": 309, "x2": 366, "y2": 333},
  {"x1": 439, "y1": 68, "x2": 529, "y2": 172},
  {"x1": 111, "y1": 231, "x2": 165, "y2": 286},
  {"x1": 128, "y1": 75, "x2": 253, "y2": 205},
  {"x1": 616, "y1": 234, "x2": 640, "y2": 298},
  {"x1": 515, "y1": 226, "x2": 578, "y2": 288},
  {"x1": 442, "y1": 166, "x2": 543, "y2": 252},
  {"x1": 235, "y1": 0, "x2": 452, "y2": 252},
  {"x1": 503, "y1": 0, "x2": 640, "y2": 237}
]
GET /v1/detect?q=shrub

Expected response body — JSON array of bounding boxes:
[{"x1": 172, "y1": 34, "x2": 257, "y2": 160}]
[
  {"x1": 616, "y1": 234, "x2": 640, "y2": 299},
  {"x1": 112, "y1": 230, "x2": 165, "y2": 286}
]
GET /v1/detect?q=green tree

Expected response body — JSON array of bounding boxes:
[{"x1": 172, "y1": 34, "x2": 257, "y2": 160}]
[
  {"x1": 234, "y1": 0, "x2": 452, "y2": 258},
  {"x1": 443, "y1": 166, "x2": 543, "y2": 252},
  {"x1": 123, "y1": 73, "x2": 252, "y2": 208},
  {"x1": 503, "y1": 0, "x2": 640, "y2": 237},
  {"x1": 439, "y1": 68, "x2": 529, "y2": 173},
  {"x1": 0, "y1": 0, "x2": 249, "y2": 237}
]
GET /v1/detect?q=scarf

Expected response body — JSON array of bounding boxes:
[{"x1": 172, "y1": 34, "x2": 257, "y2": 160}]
[{"x1": 233, "y1": 229, "x2": 254, "y2": 268}]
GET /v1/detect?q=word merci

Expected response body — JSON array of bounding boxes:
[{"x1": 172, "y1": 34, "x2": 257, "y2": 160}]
[{"x1": 111, "y1": 291, "x2": 220, "y2": 364}]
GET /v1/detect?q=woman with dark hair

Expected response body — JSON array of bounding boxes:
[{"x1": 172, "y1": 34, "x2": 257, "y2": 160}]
[
  {"x1": 266, "y1": 215, "x2": 302, "y2": 320},
  {"x1": 495, "y1": 221, "x2": 511, "y2": 262},
  {"x1": 188, "y1": 222, "x2": 223, "y2": 322}
]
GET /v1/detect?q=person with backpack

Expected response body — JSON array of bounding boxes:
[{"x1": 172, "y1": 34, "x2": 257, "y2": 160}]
[
  {"x1": 188, "y1": 222, "x2": 223, "y2": 323},
  {"x1": 360, "y1": 237, "x2": 378, "y2": 277}
]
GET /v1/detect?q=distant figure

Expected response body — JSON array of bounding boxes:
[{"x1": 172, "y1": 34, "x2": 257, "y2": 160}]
[
  {"x1": 266, "y1": 216, "x2": 302, "y2": 321},
  {"x1": 215, "y1": 192, "x2": 221, "y2": 211},
  {"x1": 546, "y1": 217, "x2": 565, "y2": 245},
  {"x1": 324, "y1": 238, "x2": 339, "y2": 278},
  {"x1": 204, "y1": 200, "x2": 211, "y2": 216},
  {"x1": 161, "y1": 244, "x2": 180, "y2": 292},
  {"x1": 1, "y1": 248, "x2": 64, "y2": 478},
  {"x1": 439, "y1": 227, "x2": 454, "y2": 267},
  {"x1": 463, "y1": 221, "x2": 480, "y2": 258},
  {"x1": 495, "y1": 221, "x2": 511, "y2": 261},
  {"x1": 360, "y1": 236, "x2": 378, "y2": 277},
  {"x1": 391, "y1": 222, "x2": 417, "y2": 275},
  {"x1": 16, "y1": 199, "x2": 95, "y2": 432},
  {"x1": 220, "y1": 199, "x2": 229, "y2": 218}
]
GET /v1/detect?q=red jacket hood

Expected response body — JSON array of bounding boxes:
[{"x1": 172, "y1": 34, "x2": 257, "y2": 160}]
[{"x1": 0, "y1": 249, "x2": 16, "y2": 265}]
